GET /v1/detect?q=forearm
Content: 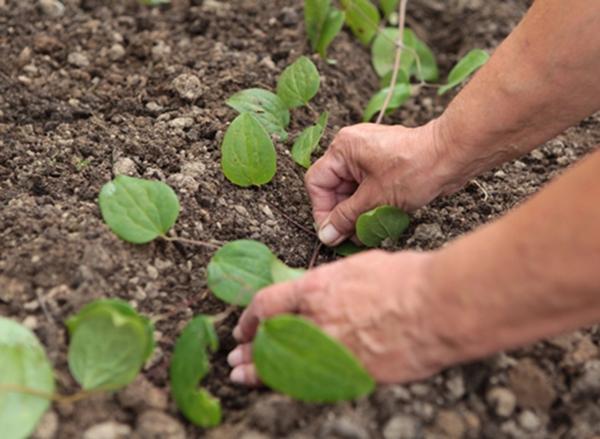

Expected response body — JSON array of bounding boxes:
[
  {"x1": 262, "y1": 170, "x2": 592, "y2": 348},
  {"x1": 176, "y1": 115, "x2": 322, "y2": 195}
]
[
  {"x1": 424, "y1": 149, "x2": 600, "y2": 365},
  {"x1": 433, "y1": 0, "x2": 600, "y2": 191}
]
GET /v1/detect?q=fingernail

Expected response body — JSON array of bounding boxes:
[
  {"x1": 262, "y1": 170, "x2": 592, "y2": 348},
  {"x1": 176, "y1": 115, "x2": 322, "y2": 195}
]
[
  {"x1": 230, "y1": 367, "x2": 245, "y2": 384},
  {"x1": 233, "y1": 325, "x2": 242, "y2": 341},
  {"x1": 318, "y1": 224, "x2": 341, "y2": 245},
  {"x1": 227, "y1": 347, "x2": 243, "y2": 367}
]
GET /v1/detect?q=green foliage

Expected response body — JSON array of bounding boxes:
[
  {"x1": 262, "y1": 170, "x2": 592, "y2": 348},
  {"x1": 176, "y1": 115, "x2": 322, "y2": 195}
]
[
  {"x1": 0, "y1": 318, "x2": 55, "y2": 439},
  {"x1": 334, "y1": 240, "x2": 364, "y2": 256},
  {"x1": 438, "y1": 49, "x2": 489, "y2": 95},
  {"x1": 277, "y1": 56, "x2": 321, "y2": 109},
  {"x1": 356, "y1": 205, "x2": 410, "y2": 247},
  {"x1": 253, "y1": 315, "x2": 375, "y2": 402},
  {"x1": 412, "y1": 36, "x2": 439, "y2": 82},
  {"x1": 363, "y1": 83, "x2": 411, "y2": 122},
  {"x1": 66, "y1": 299, "x2": 154, "y2": 391},
  {"x1": 380, "y1": 0, "x2": 399, "y2": 18},
  {"x1": 226, "y1": 88, "x2": 290, "y2": 141},
  {"x1": 221, "y1": 113, "x2": 277, "y2": 187},
  {"x1": 139, "y1": 0, "x2": 170, "y2": 5},
  {"x1": 304, "y1": 0, "x2": 331, "y2": 50},
  {"x1": 99, "y1": 175, "x2": 180, "y2": 244},
  {"x1": 207, "y1": 240, "x2": 305, "y2": 306},
  {"x1": 340, "y1": 0, "x2": 380, "y2": 45},
  {"x1": 291, "y1": 112, "x2": 329, "y2": 168},
  {"x1": 316, "y1": 9, "x2": 346, "y2": 58},
  {"x1": 170, "y1": 315, "x2": 221, "y2": 428}
]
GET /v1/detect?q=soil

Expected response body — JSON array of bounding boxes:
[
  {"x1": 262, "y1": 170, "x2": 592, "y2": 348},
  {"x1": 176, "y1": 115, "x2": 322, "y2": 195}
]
[{"x1": 1, "y1": 0, "x2": 600, "y2": 438}]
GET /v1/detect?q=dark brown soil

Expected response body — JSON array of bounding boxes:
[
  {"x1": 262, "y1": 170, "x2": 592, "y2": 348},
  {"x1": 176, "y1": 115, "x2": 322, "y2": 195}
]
[{"x1": 1, "y1": 0, "x2": 600, "y2": 438}]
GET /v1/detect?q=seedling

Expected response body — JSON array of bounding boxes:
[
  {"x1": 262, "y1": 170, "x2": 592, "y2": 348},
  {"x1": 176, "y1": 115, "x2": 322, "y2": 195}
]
[
  {"x1": 340, "y1": 0, "x2": 381, "y2": 45},
  {"x1": 253, "y1": 314, "x2": 374, "y2": 402},
  {"x1": 356, "y1": 205, "x2": 410, "y2": 247},
  {"x1": 304, "y1": 0, "x2": 346, "y2": 57},
  {"x1": 292, "y1": 112, "x2": 329, "y2": 168},
  {"x1": 0, "y1": 300, "x2": 154, "y2": 437},
  {"x1": 276, "y1": 56, "x2": 321, "y2": 108},
  {"x1": 170, "y1": 315, "x2": 221, "y2": 428},
  {"x1": 438, "y1": 49, "x2": 490, "y2": 95}
]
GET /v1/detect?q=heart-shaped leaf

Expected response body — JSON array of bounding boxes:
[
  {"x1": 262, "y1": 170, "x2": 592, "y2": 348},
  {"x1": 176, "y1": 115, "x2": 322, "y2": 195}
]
[
  {"x1": 371, "y1": 28, "x2": 416, "y2": 78},
  {"x1": 340, "y1": 0, "x2": 380, "y2": 45},
  {"x1": 438, "y1": 49, "x2": 489, "y2": 95},
  {"x1": 221, "y1": 113, "x2": 277, "y2": 187},
  {"x1": 363, "y1": 83, "x2": 411, "y2": 122},
  {"x1": 316, "y1": 8, "x2": 345, "y2": 58},
  {"x1": 207, "y1": 240, "x2": 276, "y2": 306},
  {"x1": 253, "y1": 314, "x2": 375, "y2": 402},
  {"x1": 356, "y1": 205, "x2": 410, "y2": 247},
  {"x1": 99, "y1": 176, "x2": 180, "y2": 244},
  {"x1": 67, "y1": 299, "x2": 154, "y2": 390},
  {"x1": 170, "y1": 315, "x2": 221, "y2": 428},
  {"x1": 277, "y1": 57, "x2": 321, "y2": 109},
  {"x1": 0, "y1": 318, "x2": 55, "y2": 439},
  {"x1": 304, "y1": 0, "x2": 332, "y2": 51},
  {"x1": 291, "y1": 112, "x2": 328, "y2": 168},
  {"x1": 226, "y1": 88, "x2": 290, "y2": 140}
]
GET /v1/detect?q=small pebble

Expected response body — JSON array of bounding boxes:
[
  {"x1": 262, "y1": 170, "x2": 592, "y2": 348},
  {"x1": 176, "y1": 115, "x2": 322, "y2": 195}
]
[
  {"x1": 39, "y1": 0, "x2": 64, "y2": 17},
  {"x1": 486, "y1": 387, "x2": 517, "y2": 417}
]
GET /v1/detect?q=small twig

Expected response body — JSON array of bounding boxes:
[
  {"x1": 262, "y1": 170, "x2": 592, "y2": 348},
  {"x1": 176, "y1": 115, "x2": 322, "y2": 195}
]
[
  {"x1": 375, "y1": 0, "x2": 408, "y2": 124},
  {"x1": 162, "y1": 235, "x2": 221, "y2": 250},
  {"x1": 308, "y1": 241, "x2": 323, "y2": 269},
  {"x1": 266, "y1": 201, "x2": 317, "y2": 237},
  {"x1": 0, "y1": 384, "x2": 97, "y2": 404},
  {"x1": 470, "y1": 178, "x2": 489, "y2": 202},
  {"x1": 211, "y1": 306, "x2": 237, "y2": 326}
]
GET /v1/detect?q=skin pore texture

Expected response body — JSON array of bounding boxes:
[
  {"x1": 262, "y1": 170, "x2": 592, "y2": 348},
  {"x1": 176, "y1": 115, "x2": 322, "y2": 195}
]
[{"x1": 228, "y1": 0, "x2": 600, "y2": 385}]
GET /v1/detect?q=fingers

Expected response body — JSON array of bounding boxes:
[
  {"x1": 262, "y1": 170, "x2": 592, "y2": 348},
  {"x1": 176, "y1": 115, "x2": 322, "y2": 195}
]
[
  {"x1": 230, "y1": 364, "x2": 261, "y2": 387},
  {"x1": 233, "y1": 280, "x2": 301, "y2": 343}
]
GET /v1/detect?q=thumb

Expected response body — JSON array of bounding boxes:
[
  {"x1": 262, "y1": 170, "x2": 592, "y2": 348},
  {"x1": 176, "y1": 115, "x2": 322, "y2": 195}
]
[{"x1": 317, "y1": 184, "x2": 375, "y2": 246}]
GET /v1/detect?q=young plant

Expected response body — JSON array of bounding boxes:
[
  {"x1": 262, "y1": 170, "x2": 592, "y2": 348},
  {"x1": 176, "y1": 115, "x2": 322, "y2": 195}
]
[
  {"x1": 170, "y1": 315, "x2": 221, "y2": 428},
  {"x1": 292, "y1": 112, "x2": 329, "y2": 168},
  {"x1": 276, "y1": 56, "x2": 321, "y2": 108},
  {"x1": 67, "y1": 299, "x2": 155, "y2": 390},
  {"x1": 304, "y1": 0, "x2": 346, "y2": 58},
  {"x1": 99, "y1": 175, "x2": 180, "y2": 244},
  {"x1": 356, "y1": 205, "x2": 410, "y2": 247},
  {"x1": 0, "y1": 317, "x2": 55, "y2": 439},
  {"x1": 340, "y1": 0, "x2": 381, "y2": 45},
  {"x1": 252, "y1": 314, "x2": 374, "y2": 402},
  {"x1": 438, "y1": 49, "x2": 490, "y2": 95}
]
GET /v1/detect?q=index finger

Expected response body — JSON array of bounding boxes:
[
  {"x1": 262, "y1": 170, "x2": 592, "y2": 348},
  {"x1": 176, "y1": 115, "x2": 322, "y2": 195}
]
[{"x1": 233, "y1": 279, "x2": 302, "y2": 343}]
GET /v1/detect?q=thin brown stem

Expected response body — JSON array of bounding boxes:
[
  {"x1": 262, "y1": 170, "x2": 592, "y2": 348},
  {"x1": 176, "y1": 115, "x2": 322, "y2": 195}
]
[
  {"x1": 0, "y1": 384, "x2": 97, "y2": 404},
  {"x1": 211, "y1": 306, "x2": 237, "y2": 326},
  {"x1": 375, "y1": 0, "x2": 408, "y2": 124},
  {"x1": 308, "y1": 241, "x2": 323, "y2": 269},
  {"x1": 266, "y1": 201, "x2": 317, "y2": 237},
  {"x1": 162, "y1": 235, "x2": 221, "y2": 250}
]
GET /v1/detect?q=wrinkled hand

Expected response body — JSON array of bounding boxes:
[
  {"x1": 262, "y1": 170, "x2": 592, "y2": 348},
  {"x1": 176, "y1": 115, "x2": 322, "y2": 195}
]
[
  {"x1": 305, "y1": 121, "x2": 458, "y2": 246},
  {"x1": 228, "y1": 250, "x2": 456, "y2": 385}
]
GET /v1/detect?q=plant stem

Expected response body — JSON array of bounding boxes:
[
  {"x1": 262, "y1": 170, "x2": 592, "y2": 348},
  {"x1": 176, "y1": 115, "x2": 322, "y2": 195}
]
[
  {"x1": 308, "y1": 241, "x2": 323, "y2": 269},
  {"x1": 0, "y1": 384, "x2": 95, "y2": 404},
  {"x1": 375, "y1": 0, "x2": 408, "y2": 124},
  {"x1": 211, "y1": 306, "x2": 236, "y2": 325},
  {"x1": 306, "y1": 103, "x2": 320, "y2": 118},
  {"x1": 162, "y1": 235, "x2": 221, "y2": 250}
]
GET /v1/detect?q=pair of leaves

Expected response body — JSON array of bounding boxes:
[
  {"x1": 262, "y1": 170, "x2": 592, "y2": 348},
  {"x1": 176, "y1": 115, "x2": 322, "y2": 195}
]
[
  {"x1": 67, "y1": 299, "x2": 155, "y2": 391},
  {"x1": 170, "y1": 315, "x2": 221, "y2": 428},
  {"x1": 372, "y1": 28, "x2": 439, "y2": 82},
  {"x1": 99, "y1": 175, "x2": 180, "y2": 244},
  {"x1": 304, "y1": 0, "x2": 346, "y2": 57},
  {"x1": 223, "y1": 57, "x2": 321, "y2": 186},
  {"x1": 292, "y1": 112, "x2": 329, "y2": 168},
  {"x1": 207, "y1": 240, "x2": 305, "y2": 306},
  {"x1": 356, "y1": 205, "x2": 410, "y2": 247},
  {"x1": 253, "y1": 315, "x2": 375, "y2": 402},
  {"x1": 438, "y1": 49, "x2": 489, "y2": 95},
  {"x1": 0, "y1": 318, "x2": 55, "y2": 439},
  {"x1": 340, "y1": 0, "x2": 380, "y2": 45}
]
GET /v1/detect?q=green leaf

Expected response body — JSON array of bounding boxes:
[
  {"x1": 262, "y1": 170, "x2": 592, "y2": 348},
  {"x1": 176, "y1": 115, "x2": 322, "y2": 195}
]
[
  {"x1": 304, "y1": 0, "x2": 331, "y2": 51},
  {"x1": 277, "y1": 57, "x2": 321, "y2": 109},
  {"x1": 271, "y1": 259, "x2": 306, "y2": 284},
  {"x1": 207, "y1": 240, "x2": 276, "y2": 306},
  {"x1": 412, "y1": 37, "x2": 439, "y2": 82},
  {"x1": 226, "y1": 88, "x2": 290, "y2": 140},
  {"x1": 356, "y1": 205, "x2": 410, "y2": 247},
  {"x1": 362, "y1": 83, "x2": 411, "y2": 122},
  {"x1": 340, "y1": 0, "x2": 380, "y2": 45},
  {"x1": 291, "y1": 112, "x2": 329, "y2": 168},
  {"x1": 99, "y1": 176, "x2": 180, "y2": 244},
  {"x1": 380, "y1": 0, "x2": 399, "y2": 18},
  {"x1": 253, "y1": 315, "x2": 375, "y2": 402},
  {"x1": 371, "y1": 28, "x2": 416, "y2": 78},
  {"x1": 0, "y1": 318, "x2": 55, "y2": 439},
  {"x1": 334, "y1": 240, "x2": 364, "y2": 257},
  {"x1": 221, "y1": 113, "x2": 277, "y2": 188},
  {"x1": 139, "y1": 0, "x2": 170, "y2": 5},
  {"x1": 378, "y1": 68, "x2": 409, "y2": 89},
  {"x1": 170, "y1": 315, "x2": 221, "y2": 428},
  {"x1": 67, "y1": 300, "x2": 154, "y2": 390},
  {"x1": 316, "y1": 9, "x2": 345, "y2": 58},
  {"x1": 438, "y1": 49, "x2": 489, "y2": 95}
]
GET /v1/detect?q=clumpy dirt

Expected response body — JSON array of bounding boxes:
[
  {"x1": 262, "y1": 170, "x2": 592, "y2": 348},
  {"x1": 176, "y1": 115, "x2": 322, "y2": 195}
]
[{"x1": 1, "y1": 0, "x2": 600, "y2": 438}]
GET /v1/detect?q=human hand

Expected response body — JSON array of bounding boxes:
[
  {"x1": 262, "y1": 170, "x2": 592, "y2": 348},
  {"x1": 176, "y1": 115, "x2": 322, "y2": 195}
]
[
  {"x1": 305, "y1": 120, "x2": 461, "y2": 246},
  {"x1": 227, "y1": 250, "x2": 459, "y2": 385}
]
